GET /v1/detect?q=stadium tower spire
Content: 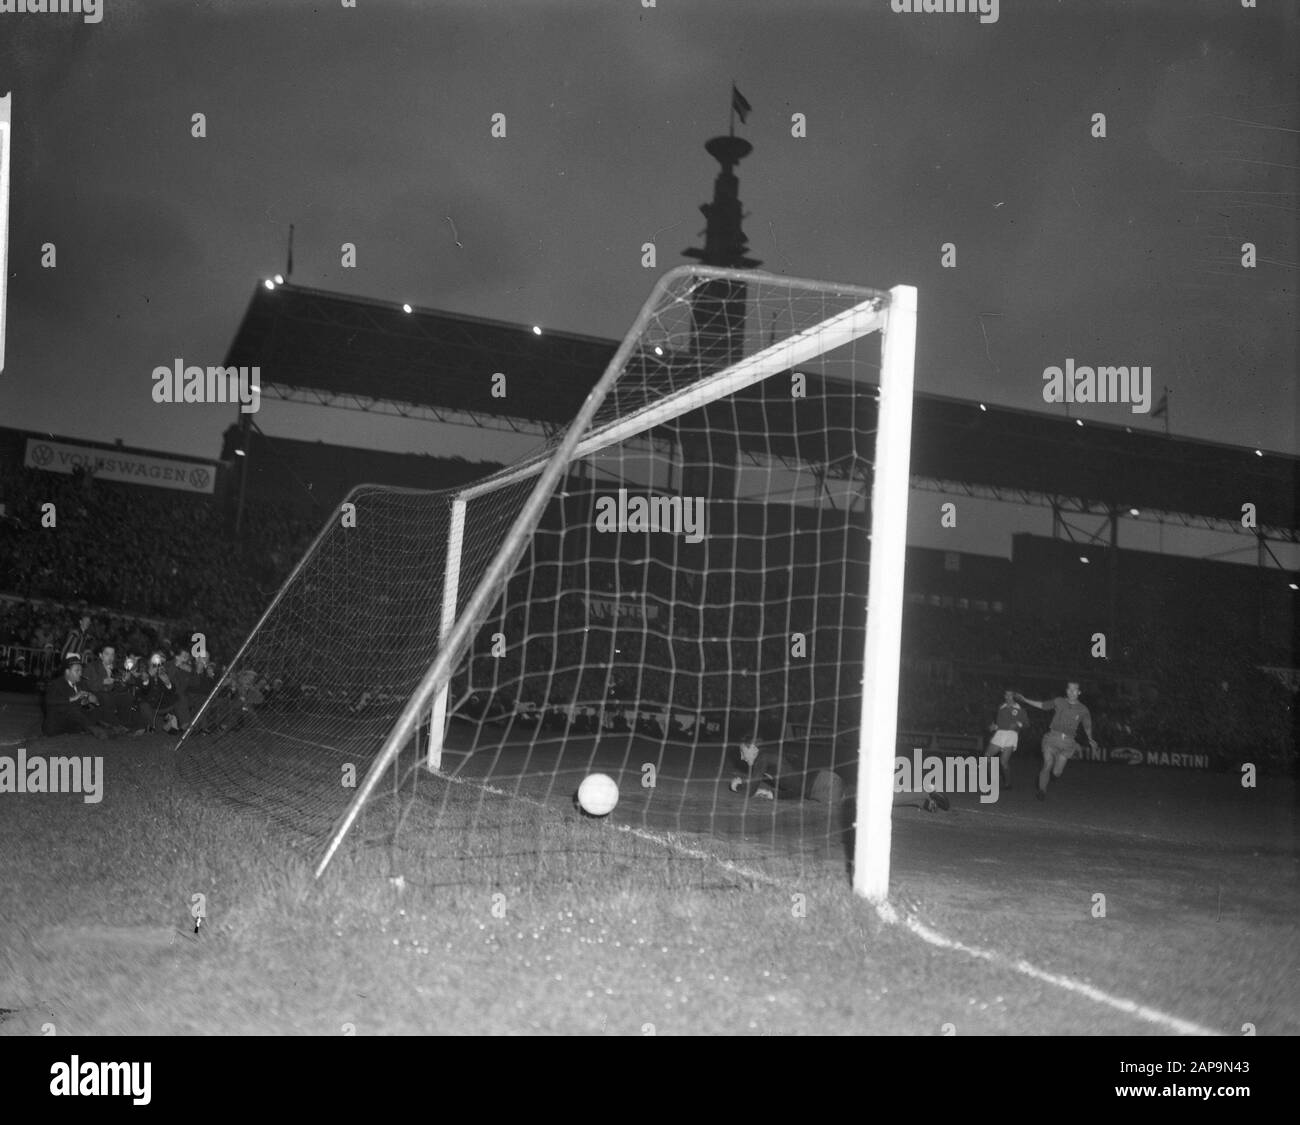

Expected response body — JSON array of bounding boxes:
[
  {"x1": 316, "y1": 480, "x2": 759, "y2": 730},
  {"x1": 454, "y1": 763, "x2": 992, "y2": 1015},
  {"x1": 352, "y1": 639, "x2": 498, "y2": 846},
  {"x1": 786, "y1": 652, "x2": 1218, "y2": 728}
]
[
  {"x1": 679, "y1": 108, "x2": 761, "y2": 516},
  {"x1": 682, "y1": 133, "x2": 761, "y2": 272}
]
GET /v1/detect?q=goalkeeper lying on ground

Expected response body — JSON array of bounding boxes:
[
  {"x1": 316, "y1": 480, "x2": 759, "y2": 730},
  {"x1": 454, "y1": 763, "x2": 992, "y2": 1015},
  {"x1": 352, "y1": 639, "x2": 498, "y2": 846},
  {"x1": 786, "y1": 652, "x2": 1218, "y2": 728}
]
[{"x1": 729, "y1": 739, "x2": 950, "y2": 812}]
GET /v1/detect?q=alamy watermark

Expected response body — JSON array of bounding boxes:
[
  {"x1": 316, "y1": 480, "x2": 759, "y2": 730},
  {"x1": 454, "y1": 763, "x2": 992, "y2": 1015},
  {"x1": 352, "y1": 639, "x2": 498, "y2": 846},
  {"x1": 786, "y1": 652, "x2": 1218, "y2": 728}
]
[
  {"x1": 593, "y1": 488, "x2": 705, "y2": 543},
  {"x1": 152, "y1": 360, "x2": 260, "y2": 413},
  {"x1": 895, "y1": 748, "x2": 1000, "y2": 803},
  {"x1": 0, "y1": 747, "x2": 103, "y2": 804},
  {"x1": 890, "y1": 0, "x2": 999, "y2": 25},
  {"x1": 1042, "y1": 359, "x2": 1152, "y2": 414},
  {"x1": 0, "y1": 0, "x2": 102, "y2": 24},
  {"x1": 50, "y1": 1056, "x2": 150, "y2": 1105}
]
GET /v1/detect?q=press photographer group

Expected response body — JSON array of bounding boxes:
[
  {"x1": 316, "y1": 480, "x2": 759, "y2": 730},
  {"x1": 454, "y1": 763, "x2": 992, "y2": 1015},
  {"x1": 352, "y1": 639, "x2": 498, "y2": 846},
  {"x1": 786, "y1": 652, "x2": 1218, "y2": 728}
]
[{"x1": 41, "y1": 639, "x2": 212, "y2": 740}]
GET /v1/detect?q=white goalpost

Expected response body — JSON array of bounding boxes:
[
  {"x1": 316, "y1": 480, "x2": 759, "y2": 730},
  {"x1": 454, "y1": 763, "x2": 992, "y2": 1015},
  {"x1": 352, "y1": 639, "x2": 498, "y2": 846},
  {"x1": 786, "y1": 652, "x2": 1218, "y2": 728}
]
[
  {"x1": 425, "y1": 497, "x2": 466, "y2": 774},
  {"x1": 853, "y1": 282, "x2": 916, "y2": 900},
  {"x1": 307, "y1": 266, "x2": 917, "y2": 897}
]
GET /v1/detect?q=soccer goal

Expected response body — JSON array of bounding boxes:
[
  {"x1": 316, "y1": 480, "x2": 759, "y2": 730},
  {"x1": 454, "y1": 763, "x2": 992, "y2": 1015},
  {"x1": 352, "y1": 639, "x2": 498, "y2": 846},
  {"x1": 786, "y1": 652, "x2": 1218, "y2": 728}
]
[{"x1": 179, "y1": 266, "x2": 915, "y2": 901}]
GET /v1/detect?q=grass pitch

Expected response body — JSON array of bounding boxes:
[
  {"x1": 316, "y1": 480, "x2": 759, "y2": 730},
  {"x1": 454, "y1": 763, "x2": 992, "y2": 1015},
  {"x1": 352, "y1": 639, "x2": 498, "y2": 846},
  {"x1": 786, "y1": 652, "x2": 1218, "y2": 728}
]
[{"x1": 0, "y1": 699, "x2": 1295, "y2": 1035}]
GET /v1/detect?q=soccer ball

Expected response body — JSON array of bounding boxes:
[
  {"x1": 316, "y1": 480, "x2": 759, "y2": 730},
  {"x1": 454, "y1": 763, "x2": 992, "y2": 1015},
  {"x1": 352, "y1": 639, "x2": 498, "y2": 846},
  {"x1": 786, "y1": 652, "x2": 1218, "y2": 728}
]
[{"x1": 577, "y1": 773, "x2": 619, "y2": 817}]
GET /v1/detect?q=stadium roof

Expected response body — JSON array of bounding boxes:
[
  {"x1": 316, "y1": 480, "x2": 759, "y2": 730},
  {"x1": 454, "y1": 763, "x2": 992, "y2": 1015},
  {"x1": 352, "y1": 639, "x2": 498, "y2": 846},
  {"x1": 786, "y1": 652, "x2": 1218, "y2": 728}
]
[
  {"x1": 219, "y1": 426, "x2": 503, "y2": 513},
  {"x1": 225, "y1": 281, "x2": 1298, "y2": 541},
  {"x1": 225, "y1": 281, "x2": 608, "y2": 433}
]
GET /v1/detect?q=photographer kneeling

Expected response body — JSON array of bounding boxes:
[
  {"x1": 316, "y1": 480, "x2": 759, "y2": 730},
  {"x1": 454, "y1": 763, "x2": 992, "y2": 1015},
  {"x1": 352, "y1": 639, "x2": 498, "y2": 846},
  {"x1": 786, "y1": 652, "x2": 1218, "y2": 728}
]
[
  {"x1": 43, "y1": 655, "x2": 113, "y2": 740},
  {"x1": 83, "y1": 644, "x2": 146, "y2": 736},
  {"x1": 141, "y1": 652, "x2": 184, "y2": 734}
]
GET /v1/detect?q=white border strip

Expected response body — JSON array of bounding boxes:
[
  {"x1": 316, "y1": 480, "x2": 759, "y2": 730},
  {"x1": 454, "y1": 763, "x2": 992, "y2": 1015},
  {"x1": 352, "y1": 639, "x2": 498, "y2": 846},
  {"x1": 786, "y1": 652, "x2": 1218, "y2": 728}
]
[{"x1": 0, "y1": 92, "x2": 11, "y2": 373}]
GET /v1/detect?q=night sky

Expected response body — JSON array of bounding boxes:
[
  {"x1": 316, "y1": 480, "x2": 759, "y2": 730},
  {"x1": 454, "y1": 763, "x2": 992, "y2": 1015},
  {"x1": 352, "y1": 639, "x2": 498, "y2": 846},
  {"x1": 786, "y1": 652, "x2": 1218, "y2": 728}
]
[{"x1": 0, "y1": 0, "x2": 1295, "y2": 485}]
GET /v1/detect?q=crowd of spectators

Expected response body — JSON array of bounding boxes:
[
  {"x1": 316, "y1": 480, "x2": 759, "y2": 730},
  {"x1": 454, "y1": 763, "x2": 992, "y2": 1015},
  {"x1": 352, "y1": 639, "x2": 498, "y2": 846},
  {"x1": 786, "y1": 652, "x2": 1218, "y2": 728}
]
[
  {"x1": 2, "y1": 460, "x2": 1291, "y2": 770},
  {"x1": 1, "y1": 600, "x2": 173, "y2": 681},
  {"x1": 454, "y1": 560, "x2": 1294, "y2": 772},
  {"x1": 0, "y1": 463, "x2": 318, "y2": 675}
]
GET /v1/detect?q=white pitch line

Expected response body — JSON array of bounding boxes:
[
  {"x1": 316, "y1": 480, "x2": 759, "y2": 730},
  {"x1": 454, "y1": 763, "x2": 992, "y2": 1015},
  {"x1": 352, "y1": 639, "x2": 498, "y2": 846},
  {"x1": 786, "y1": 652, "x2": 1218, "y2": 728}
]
[
  {"x1": 876, "y1": 901, "x2": 1220, "y2": 1036},
  {"x1": 431, "y1": 769, "x2": 791, "y2": 887},
  {"x1": 421, "y1": 768, "x2": 1220, "y2": 1035},
  {"x1": 610, "y1": 821, "x2": 787, "y2": 887}
]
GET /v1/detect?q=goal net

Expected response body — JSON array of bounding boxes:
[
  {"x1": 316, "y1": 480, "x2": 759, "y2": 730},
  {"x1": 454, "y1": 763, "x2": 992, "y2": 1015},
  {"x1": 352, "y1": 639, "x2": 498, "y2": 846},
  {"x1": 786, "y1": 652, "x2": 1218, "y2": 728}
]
[{"x1": 178, "y1": 267, "x2": 916, "y2": 900}]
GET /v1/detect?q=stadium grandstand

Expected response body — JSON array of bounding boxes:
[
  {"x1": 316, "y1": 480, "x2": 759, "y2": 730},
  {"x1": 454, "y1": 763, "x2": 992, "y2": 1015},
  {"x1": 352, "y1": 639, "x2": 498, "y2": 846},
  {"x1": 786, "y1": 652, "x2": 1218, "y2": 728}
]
[
  {"x1": 218, "y1": 278, "x2": 1296, "y2": 773},
  {"x1": 2, "y1": 276, "x2": 1291, "y2": 776},
  {"x1": 0, "y1": 422, "x2": 502, "y2": 691}
]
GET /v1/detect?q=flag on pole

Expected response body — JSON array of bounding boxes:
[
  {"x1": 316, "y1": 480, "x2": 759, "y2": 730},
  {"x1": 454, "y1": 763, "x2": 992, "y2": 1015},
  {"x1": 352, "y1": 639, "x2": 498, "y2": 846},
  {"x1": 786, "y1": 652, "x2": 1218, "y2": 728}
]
[
  {"x1": 731, "y1": 85, "x2": 752, "y2": 125},
  {"x1": 1151, "y1": 388, "x2": 1170, "y2": 435}
]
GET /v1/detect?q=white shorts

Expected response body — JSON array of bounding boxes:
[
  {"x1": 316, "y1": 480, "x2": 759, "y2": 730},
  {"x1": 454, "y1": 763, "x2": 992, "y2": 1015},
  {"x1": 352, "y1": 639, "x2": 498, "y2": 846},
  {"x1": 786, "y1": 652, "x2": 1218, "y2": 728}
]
[{"x1": 989, "y1": 729, "x2": 1019, "y2": 751}]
